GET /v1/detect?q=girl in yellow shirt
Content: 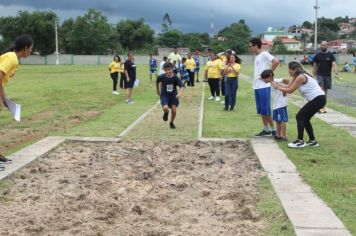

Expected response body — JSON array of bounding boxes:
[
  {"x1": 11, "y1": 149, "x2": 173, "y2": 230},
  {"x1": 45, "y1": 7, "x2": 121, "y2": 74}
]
[
  {"x1": 204, "y1": 53, "x2": 223, "y2": 102},
  {"x1": 0, "y1": 35, "x2": 33, "y2": 168},
  {"x1": 223, "y1": 54, "x2": 241, "y2": 111},
  {"x1": 108, "y1": 55, "x2": 121, "y2": 95},
  {"x1": 185, "y1": 53, "x2": 196, "y2": 87}
]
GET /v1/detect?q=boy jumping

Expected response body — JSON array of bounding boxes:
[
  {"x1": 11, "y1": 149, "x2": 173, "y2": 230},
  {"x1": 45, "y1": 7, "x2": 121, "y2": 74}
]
[{"x1": 156, "y1": 62, "x2": 185, "y2": 129}]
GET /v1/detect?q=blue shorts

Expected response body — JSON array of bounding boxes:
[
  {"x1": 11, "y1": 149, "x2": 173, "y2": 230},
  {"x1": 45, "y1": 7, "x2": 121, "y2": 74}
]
[
  {"x1": 161, "y1": 96, "x2": 179, "y2": 108},
  {"x1": 195, "y1": 67, "x2": 200, "y2": 72},
  {"x1": 255, "y1": 87, "x2": 271, "y2": 116},
  {"x1": 150, "y1": 69, "x2": 157, "y2": 74},
  {"x1": 273, "y1": 107, "x2": 288, "y2": 123},
  {"x1": 182, "y1": 75, "x2": 189, "y2": 81}
]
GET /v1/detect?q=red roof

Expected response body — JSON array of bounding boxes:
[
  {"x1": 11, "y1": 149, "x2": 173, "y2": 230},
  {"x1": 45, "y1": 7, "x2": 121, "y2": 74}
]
[{"x1": 277, "y1": 37, "x2": 300, "y2": 44}]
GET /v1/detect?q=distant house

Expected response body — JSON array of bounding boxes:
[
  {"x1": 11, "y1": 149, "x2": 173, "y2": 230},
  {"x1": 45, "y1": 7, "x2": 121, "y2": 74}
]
[
  {"x1": 263, "y1": 27, "x2": 299, "y2": 41},
  {"x1": 262, "y1": 39, "x2": 273, "y2": 51},
  {"x1": 277, "y1": 37, "x2": 302, "y2": 51},
  {"x1": 328, "y1": 39, "x2": 356, "y2": 52},
  {"x1": 349, "y1": 18, "x2": 356, "y2": 24},
  {"x1": 338, "y1": 23, "x2": 355, "y2": 35}
]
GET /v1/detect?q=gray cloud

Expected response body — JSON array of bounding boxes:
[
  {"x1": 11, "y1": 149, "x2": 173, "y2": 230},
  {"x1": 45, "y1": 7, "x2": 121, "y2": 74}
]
[{"x1": 0, "y1": 0, "x2": 355, "y2": 34}]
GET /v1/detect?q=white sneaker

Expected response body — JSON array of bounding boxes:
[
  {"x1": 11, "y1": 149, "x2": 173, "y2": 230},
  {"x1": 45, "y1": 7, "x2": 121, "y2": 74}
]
[
  {"x1": 208, "y1": 96, "x2": 215, "y2": 100},
  {"x1": 112, "y1": 91, "x2": 119, "y2": 95},
  {"x1": 220, "y1": 100, "x2": 225, "y2": 104},
  {"x1": 215, "y1": 96, "x2": 221, "y2": 102},
  {"x1": 288, "y1": 140, "x2": 306, "y2": 148}
]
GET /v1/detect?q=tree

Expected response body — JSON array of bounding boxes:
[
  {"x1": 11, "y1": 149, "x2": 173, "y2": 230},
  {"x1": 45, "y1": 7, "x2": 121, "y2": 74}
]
[
  {"x1": 302, "y1": 21, "x2": 313, "y2": 29},
  {"x1": 318, "y1": 17, "x2": 339, "y2": 32},
  {"x1": 0, "y1": 10, "x2": 58, "y2": 55},
  {"x1": 272, "y1": 38, "x2": 287, "y2": 54},
  {"x1": 68, "y1": 9, "x2": 115, "y2": 54},
  {"x1": 116, "y1": 18, "x2": 154, "y2": 50},
  {"x1": 217, "y1": 20, "x2": 252, "y2": 54},
  {"x1": 158, "y1": 30, "x2": 182, "y2": 47}
]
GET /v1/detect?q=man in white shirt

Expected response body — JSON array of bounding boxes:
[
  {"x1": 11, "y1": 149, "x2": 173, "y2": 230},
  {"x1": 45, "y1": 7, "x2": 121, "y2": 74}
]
[
  {"x1": 159, "y1": 56, "x2": 168, "y2": 75},
  {"x1": 168, "y1": 47, "x2": 182, "y2": 69},
  {"x1": 249, "y1": 38, "x2": 279, "y2": 136}
]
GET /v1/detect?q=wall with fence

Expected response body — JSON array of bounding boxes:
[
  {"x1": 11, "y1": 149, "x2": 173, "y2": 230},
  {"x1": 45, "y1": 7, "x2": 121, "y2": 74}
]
[{"x1": 20, "y1": 54, "x2": 354, "y2": 65}]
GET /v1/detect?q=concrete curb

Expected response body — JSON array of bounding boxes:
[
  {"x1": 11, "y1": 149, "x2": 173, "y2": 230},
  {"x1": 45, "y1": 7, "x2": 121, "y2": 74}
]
[
  {"x1": 251, "y1": 138, "x2": 351, "y2": 236},
  {"x1": 198, "y1": 82, "x2": 205, "y2": 139}
]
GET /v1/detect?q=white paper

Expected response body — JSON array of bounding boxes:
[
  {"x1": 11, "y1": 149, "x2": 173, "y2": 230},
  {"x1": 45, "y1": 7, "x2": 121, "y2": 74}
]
[{"x1": 5, "y1": 97, "x2": 21, "y2": 121}]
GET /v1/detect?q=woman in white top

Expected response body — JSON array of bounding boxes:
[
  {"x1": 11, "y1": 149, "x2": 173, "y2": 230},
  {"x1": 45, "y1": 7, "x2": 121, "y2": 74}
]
[{"x1": 271, "y1": 61, "x2": 326, "y2": 148}]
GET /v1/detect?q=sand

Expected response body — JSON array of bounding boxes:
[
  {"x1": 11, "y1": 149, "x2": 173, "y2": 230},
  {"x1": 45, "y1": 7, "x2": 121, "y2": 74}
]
[{"x1": 0, "y1": 140, "x2": 264, "y2": 236}]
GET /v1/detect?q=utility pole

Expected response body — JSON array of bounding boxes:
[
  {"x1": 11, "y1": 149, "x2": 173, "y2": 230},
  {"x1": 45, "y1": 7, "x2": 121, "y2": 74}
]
[
  {"x1": 55, "y1": 18, "x2": 59, "y2": 65},
  {"x1": 210, "y1": 10, "x2": 215, "y2": 38},
  {"x1": 314, "y1": 0, "x2": 320, "y2": 51}
]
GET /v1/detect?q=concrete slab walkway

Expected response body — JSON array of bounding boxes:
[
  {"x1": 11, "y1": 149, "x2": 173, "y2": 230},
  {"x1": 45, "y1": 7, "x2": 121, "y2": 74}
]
[{"x1": 252, "y1": 138, "x2": 351, "y2": 236}]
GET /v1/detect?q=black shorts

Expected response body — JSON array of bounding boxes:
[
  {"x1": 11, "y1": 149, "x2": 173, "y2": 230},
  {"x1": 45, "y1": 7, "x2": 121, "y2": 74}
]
[
  {"x1": 161, "y1": 96, "x2": 179, "y2": 108},
  {"x1": 125, "y1": 78, "x2": 135, "y2": 88}
]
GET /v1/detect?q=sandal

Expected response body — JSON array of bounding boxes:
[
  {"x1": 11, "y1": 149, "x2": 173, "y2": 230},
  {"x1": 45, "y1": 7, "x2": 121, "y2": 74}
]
[
  {"x1": 0, "y1": 165, "x2": 4, "y2": 171},
  {"x1": 0, "y1": 154, "x2": 12, "y2": 164}
]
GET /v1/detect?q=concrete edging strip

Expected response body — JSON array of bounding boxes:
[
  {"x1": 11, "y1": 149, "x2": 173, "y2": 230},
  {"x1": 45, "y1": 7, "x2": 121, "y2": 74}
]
[
  {"x1": 251, "y1": 138, "x2": 351, "y2": 236},
  {"x1": 198, "y1": 82, "x2": 205, "y2": 139}
]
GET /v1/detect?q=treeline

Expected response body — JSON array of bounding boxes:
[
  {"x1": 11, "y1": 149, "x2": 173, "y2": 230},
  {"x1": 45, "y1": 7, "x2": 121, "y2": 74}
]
[
  {"x1": 1, "y1": 9, "x2": 353, "y2": 56},
  {"x1": 0, "y1": 9, "x2": 252, "y2": 55}
]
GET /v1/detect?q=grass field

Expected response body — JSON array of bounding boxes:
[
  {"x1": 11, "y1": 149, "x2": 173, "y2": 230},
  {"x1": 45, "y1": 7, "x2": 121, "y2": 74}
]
[{"x1": 1, "y1": 64, "x2": 355, "y2": 235}]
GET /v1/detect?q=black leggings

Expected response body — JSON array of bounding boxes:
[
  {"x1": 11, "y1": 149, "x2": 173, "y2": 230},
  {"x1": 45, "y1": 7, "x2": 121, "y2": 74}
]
[
  {"x1": 208, "y1": 78, "x2": 220, "y2": 97},
  {"x1": 120, "y1": 73, "x2": 126, "y2": 89},
  {"x1": 110, "y1": 72, "x2": 118, "y2": 91},
  {"x1": 296, "y1": 95, "x2": 326, "y2": 141},
  {"x1": 187, "y1": 71, "x2": 195, "y2": 87}
]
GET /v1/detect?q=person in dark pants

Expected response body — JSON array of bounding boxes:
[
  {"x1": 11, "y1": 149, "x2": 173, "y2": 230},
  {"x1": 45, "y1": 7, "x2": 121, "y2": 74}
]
[
  {"x1": 124, "y1": 52, "x2": 136, "y2": 104},
  {"x1": 185, "y1": 53, "x2": 196, "y2": 87},
  {"x1": 204, "y1": 53, "x2": 222, "y2": 101},
  {"x1": 313, "y1": 41, "x2": 338, "y2": 113},
  {"x1": 272, "y1": 61, "x2": 326, "y2": 148},
  {"x1": 156, "y1": 62, "x2": 185, "y2": 129},
  {"x1": 119, "y1": 62, "x2": 125, "y2": 89},
  {"x1": 223, "y1": 54, "x2": 241, "y2": 111},
  {"x1": 108, "y1": 55, "x2": 121, "y2": 95}
]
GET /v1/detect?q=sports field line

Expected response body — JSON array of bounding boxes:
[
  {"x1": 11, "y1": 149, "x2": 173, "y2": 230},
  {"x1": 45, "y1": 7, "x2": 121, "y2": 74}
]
[
  {"x1": 198, "y1": 82, "x2": 206, "y2": 139},
  {"x1": 117, "y1": 100, "x2": 160, "y2": 138}
]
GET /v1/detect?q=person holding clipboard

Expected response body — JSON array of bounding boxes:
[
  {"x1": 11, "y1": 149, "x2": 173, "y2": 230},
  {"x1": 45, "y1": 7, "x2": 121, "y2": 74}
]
[{"x1": 0, "y1": 35, "x2": 33, "y2": 169}]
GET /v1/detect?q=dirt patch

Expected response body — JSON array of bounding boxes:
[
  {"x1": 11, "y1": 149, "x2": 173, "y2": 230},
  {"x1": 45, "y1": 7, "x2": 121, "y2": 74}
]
[
  {"x1": 0, "y1": 140, "x2": 264, "y2": 235},
  {"x1": 0, "y1": 110, "x2": 100, "y2": 154}
]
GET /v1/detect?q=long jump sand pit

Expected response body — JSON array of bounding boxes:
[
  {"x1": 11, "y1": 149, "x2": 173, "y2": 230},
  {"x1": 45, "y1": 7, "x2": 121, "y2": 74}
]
[{"x1": 0, "y1": 140, "x2": 264, "y2": 235}]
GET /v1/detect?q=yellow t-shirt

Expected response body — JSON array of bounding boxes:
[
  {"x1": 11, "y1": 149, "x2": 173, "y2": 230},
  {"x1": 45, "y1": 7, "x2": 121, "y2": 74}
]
[
  {"x1": 108, "y1": 61, "x2": 120, "y2": 73},
  {"x1": 185, "y1": 58, "x2": 196, "y2": 70},
  {"x1": 119, "y1": 63, "x2": 125, "y2": 73},
  {"x1": 168, "y1": 52, "x2": 182, "y2": 64},
  {"x1": 205, "y1": 60, "x2": 222, "y2": 78},
  {"x1": 225, "y1": 63, "x2": 241, "y2": 78},
  {"x1": 0, "y1": 52, "x2": 18, "y2": 86}
]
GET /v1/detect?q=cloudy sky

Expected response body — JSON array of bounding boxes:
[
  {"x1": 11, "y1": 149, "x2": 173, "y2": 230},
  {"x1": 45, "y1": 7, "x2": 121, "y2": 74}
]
[{"x1": 0, "y1": 0, "x2": 355, "y2": 34}]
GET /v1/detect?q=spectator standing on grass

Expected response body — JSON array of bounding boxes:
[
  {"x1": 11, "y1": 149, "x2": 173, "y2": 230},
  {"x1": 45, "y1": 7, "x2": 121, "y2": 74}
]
[
  {"x1": 313, "y1": 41, "x2": 338, "y2": 113},
  {"x1": 108, "y1": 55, "x2": 121, "y2": 95},
  {"x1": 223, "y1": 54, "x2": 241, "y2": 111},
  {"x1": 159, "y1": 57, "x2": 168, "y2": 75},
  {"x1": 124, "y1": 52, "x2": 136, "y2": 104},
  {"x1": 179, "y1": 58, "x2": 190, "y2": 86},
  {"x1": 185, "y1": 53, "x2": 196, "y2": 87},
  {"x1": 342, "y1": 62, "x2": 350, "y2": 72},
  {"x1": 204, "y1": 53, "x2": 222, "y2": 102},
  {"x1": 0, "y1": 35, "x2": 33, "y2": 170},
  {"x1": 193, "y1": 50, "x2": 200, "y2": 82},
  {"x1": 156, "y1": 62, "x2": 185, "y2": 129},
  {"x1": 249, "y1": 38, "x2": 279, "y2": 137},
  {"x1": 119, "y1": 61, "x2": 125, "y2": 89},
  {"x1": 168, "y1": 47, "x2": 182, "y2": 70},
  {"x1": 149, "y1": 53, "x2": 157, "y2": 82},
  {"x1": 353, "y1": 53, "x2": 356, "y2": 73},
  {"x1": 260, "y1": 69, "x2": 289, "y2": 141},
  {"x1": 271, "y1": 61, "x2": 325, "y2": 148}
]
